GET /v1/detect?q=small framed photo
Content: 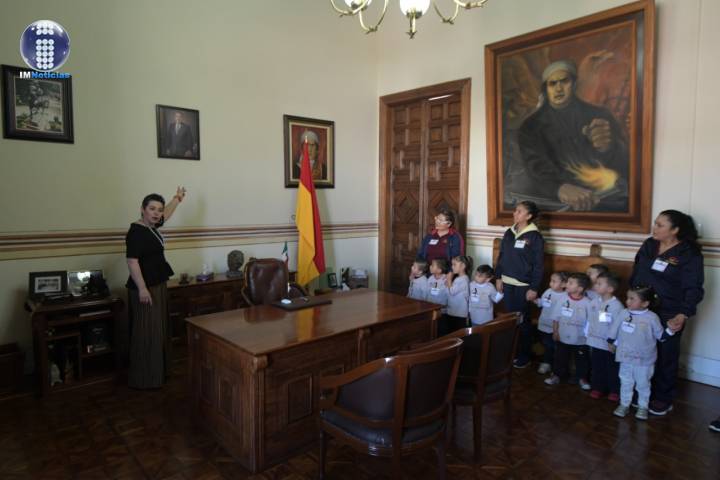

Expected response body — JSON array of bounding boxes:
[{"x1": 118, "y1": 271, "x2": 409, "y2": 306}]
[
  {"x1": 327, "y1": 272, "x2": 338, "y2": 289},
  {"x1": 29, "y1": 271, "x2": 67, "y2": 298},
  {"x1": 1, "y1": 64, "x2": 74, "y2": 143},
  {"x1": 156, "y1": 104, "x2": 200, "y2": 160},
  {"x1": 284, "y1": 115, "x2": 335, "y2": 188},
  {"x1": 67, "y1": 269, "x2": 103, "y2": 297}
]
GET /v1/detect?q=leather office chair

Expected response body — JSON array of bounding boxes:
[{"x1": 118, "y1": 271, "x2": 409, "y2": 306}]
[
  {"x1": 444, "y1": 313, "x2": 520, "y2": 461},
  {"x1": 318, "y1": 338, "x2": 463, "y2": 480},
  {"x1": 241, "y1": 258, "x2": 307, "y2": 305}
]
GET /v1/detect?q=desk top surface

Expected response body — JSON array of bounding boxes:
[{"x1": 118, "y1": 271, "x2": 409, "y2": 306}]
[{"x1": 186, "y1": 289, "x2": 439, "y2": 356}]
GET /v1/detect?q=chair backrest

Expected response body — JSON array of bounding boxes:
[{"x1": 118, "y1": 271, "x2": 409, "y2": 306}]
[
  {"x1": 331, "y1": 338, "x2": 463, "y2": 440},
  {"x1": 242, "y1": 258, "x2": 289, "y2": 305},
  {"x1": 443, "y1": 313, "x2": 520, "y2": 395}
]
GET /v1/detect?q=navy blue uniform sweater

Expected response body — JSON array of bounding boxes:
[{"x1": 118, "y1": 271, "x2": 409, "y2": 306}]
[
  {"x1": 494, "y1": 227, "x2": 545, "y2": 292},
  {"x1": 630, "y1": 237, "x2": 704, "y2": 318}
]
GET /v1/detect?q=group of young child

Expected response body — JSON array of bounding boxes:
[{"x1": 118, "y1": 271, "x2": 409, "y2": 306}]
[
  {"x1": 408, "y1": 256, "x2": 504, "y2": 336},
  {"x1": 408, "y1": 259, "x2": 672, "y2": 421}
]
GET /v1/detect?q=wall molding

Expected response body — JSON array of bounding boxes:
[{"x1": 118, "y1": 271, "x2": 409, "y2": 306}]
[
  {"x1": 466, "y1": 226, "x2": 720, "y2": 263},
  {"x1": 0, "y1": 222, "x2": 379, "y2": 261}
]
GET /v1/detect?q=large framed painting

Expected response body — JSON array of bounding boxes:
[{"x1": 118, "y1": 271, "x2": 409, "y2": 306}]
[
  {"x1": 485, "y1": 0, "x2": 655, "y2": 232},
  {"x1": 156, "y1": 104, "x2": 200, "y2": 160},
  {"x1": 284, "y1": 115, "x2": 335, "y2": 188},
  {"x1": 1, "y1": 64, "x2": 74, "y2": 143}
]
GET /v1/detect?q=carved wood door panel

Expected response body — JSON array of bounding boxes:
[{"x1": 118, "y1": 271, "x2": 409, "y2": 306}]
[{"x1": 381, "y1": 80, "x2": 470, "y2": 294}]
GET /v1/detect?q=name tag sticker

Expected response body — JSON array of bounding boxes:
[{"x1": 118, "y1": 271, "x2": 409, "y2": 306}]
[
  {"x1": 652, "y1": 259, "x2": 669, "y2": 272},
  {"x1": 514, "y1": 240, "x2": 526, "y2": 249},
  {"x1": 621, "y1": 321, "x2": 636, "y2": 333},
  {"x1": 561, "y1": 307, "x2": 574, "y2": 318},
  {"x1": 430, "y1": 288, "x2": 440, "y2": 296},
  {"x1": 429, "y1": 239, "x2": 439, "y2": 245},
  {"x1": 470, "y1": 294, "x2": 480, "y2": 303},
  {"x1": 599, "y1": 312, "x2": 612, "y2": 323},
  {"x1": 541, "y1": 298, "x2": 552, "y2": 308}
]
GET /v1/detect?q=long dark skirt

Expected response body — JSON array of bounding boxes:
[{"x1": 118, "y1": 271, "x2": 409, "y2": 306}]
[{"x1": 128, "y1": 283, "x2": 170, "y2": 389}]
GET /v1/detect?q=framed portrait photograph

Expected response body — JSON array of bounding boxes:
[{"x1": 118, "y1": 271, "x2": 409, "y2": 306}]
[
  {"x1": 156, "y1": 104, "x2": 200, "y2": 160},
  {"x1": 29, "y1": 270, "x2": 68, "y2": 299},
  {"x1": 484, "y1": 0, "x2": 655, "y2": 232},
  {"x1": 327, "y1": 272, "x2": 338, "y2": 289},
  {"x1": 284, "y1": 115, "x2": 335, "y2": 188},
  {"x1": 1, "y1": 64, "x2": 74, "y2": 143}
]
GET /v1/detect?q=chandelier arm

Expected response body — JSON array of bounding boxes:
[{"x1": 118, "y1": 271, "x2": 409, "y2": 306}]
[
  {"x1": 453, "y1": 0, "x2": 489, "y2": 9},
  {"x1": 358, "y1": 0, "x2": 389, "y2": 33},
  {"x1": 329, "y1": 0, "x2": 369, "y2": 17},
  {"x1": 433, "y1": 1, "x2": 460, "y2": 24}
]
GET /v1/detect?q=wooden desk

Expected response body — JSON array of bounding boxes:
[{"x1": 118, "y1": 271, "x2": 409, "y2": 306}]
[{"x1": 186, "y1": 289, "x2": 440, "y2": 472}]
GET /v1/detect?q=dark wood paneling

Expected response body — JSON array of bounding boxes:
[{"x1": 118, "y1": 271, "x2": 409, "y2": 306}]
[{"x1": 379, "y1": 79, "x2": 471, "y2": 293}]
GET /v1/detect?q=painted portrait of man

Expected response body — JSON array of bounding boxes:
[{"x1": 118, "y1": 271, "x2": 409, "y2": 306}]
[{"x1": 500, "y1": 25, "x2": 634, "y2": 213}]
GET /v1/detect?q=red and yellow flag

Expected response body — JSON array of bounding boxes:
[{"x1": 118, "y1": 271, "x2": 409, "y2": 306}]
[{"x1": 295, "y1": 140, "x2": 326, "y2": 285}]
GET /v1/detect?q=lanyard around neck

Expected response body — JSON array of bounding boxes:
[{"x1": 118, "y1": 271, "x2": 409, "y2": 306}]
[{"x1": 140, "y1": 223, "x2": 164, "y2": 247}]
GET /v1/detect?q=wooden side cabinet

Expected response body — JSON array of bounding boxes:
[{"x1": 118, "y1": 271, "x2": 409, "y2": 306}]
[
  {"x1": 167, "y1": 274, "x2": 246, "y2": 343},
  {"x1": 26, "y1": 296, "x2": 124, "y2": 397}
]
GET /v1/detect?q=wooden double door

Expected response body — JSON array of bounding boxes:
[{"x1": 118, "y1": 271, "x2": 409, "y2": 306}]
[{"x1": 379, "y1": 79, "x2": 471, "y2": 294}]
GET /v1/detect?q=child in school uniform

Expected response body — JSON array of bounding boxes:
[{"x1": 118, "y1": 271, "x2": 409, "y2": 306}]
[
  {"x1": 545, "y1": 273, "x2": 592, "y2": 389},
  {"x1": 535, "y1": 271, "x2": 568, "y2": 375},
  {"x1": 426, "y1": 258, "x2": 449, "y2": 312},
  {"x1": 469, "y1": 265, "x2": 504, "y2": 326},
  {"x1": 586, "y1": 272, "x2": 624, "y2": 401},
  {"x1": 609, "y1": 286, "x2": 670, "y2": 420},
  {"x1": 585, "y1": 264, "x2": 609, "y2": 301},
  {"x1": 441, "y1": 256, "x2": 472, "y2": 336},
  {"x1": 407, "y1": 260, "x2": 429, "y2": 301}
]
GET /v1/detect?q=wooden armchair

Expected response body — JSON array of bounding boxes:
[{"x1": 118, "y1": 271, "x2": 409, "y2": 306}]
[
  {"x1": 444, "y1": 312, "x2": 520, "y2": 461},
  {"x1": 317, "y1": 338, "x2": 463, "y2": 480},
  {"x1": 241, "y1": 258, "x2": 307, "y2": 305}
]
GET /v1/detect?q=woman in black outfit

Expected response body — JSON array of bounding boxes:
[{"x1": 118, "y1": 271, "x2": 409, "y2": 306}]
[
  {"x1": 126, "y1": 187, "x2": 186, "y2": 389},
  {"x1": 630, "y1": 210, "x2": 704, "y2": 415},
  {"x1": 494, "y1": 201, "x2": 545, "y2": 368}
]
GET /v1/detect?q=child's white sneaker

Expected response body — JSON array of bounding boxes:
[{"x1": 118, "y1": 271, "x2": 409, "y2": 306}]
[
  {"x1": 579, "y1": 379, "x2": 591, "y2": 391},
  {"x1": 537, "y1": 363, "x2": 552, "y2": 374},
  {"x1": 544, "y1": 375, "x2": 560, "y2": 386},
  {"x1": 635, "y1": 408, "x2": 649, "y2": 421},
  {"x1": 613, "y1": 405, "x2": 630, "y2": 418}
]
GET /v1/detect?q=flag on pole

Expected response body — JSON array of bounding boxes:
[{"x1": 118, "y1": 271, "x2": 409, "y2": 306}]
[
  {"x1": 281, "y1": 241, "x2": 289, "y2": 268},
  {"x1": 295, "y1": 139, "x2": 326, "y2": 285}
]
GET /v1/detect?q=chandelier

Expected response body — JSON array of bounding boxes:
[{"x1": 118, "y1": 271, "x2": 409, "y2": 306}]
[{"x1": 330, "y1": 0, "x2": 489, "y2": 38}]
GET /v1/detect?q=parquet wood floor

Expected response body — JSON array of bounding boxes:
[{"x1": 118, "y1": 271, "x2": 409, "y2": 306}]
[{"x1": 1, "y1": 357, "x2": 717, "y2": 479}]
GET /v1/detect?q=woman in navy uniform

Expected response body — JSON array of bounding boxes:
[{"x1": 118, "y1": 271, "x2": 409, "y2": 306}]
[
  {"x1": 630, "y1": 210, "x2": 704, "y2": 415},
  {"x1": 494, "y1": 201, "x2": 545, "y2": 368}
]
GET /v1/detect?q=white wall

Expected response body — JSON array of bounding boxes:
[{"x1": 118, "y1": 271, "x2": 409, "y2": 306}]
[
  {"x1": 0, "y1": 0, "x2": 380, "y2": 364},
  {"x1": 375, "y1": 0, "x2": 720, "y2": 386}
]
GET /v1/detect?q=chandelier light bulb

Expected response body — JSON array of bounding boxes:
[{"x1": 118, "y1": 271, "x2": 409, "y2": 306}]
[
  {"x1": 344, "y1": 0, "x2": 372, "y2": 10},
  {"x1": 399, "y1": 0, "x2": 431, "y2": 17}
]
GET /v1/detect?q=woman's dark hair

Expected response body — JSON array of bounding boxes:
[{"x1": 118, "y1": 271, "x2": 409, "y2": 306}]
[
  {"x1": 659, "y1": 209, "x2": 700, "y2": 250},
  {"x1": 452, "y1": 255, "x2": 473, "y2": 275},
  {"x1": 568, "y1": 272, "x2": 591, "y2": 292},
  {"x1": 629, "y1": 285, "x2": 660, "y2": 309},
  {"x1": 431, "y1": 258, "x2": 450, "y2": 274},
  {"x1": 476, "y1": 264, "x2": 494, "y2": 277},
  {"x1": 142, "y1": 193, "x2": 165, "y2": 208},
  {"x1": 517, "y1": 200, "x2": 540, "y2": 224},
  {"x1": 436, "y1": 208, "x2": 456, "y2": 228}
]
